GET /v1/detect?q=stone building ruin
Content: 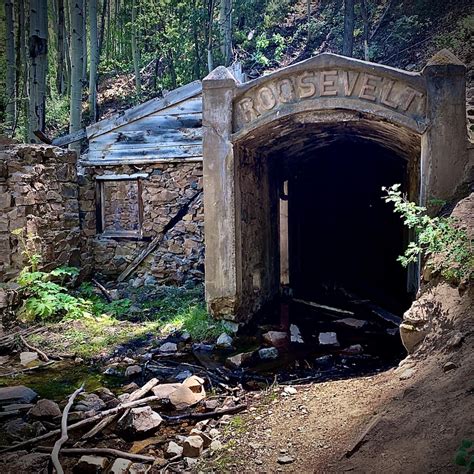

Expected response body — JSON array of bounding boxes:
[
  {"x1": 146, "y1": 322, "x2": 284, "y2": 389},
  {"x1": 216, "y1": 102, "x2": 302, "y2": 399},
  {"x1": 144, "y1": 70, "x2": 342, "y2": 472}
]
[{"x1": 0, "y1": 51, "x2": 471, "y2": 326}]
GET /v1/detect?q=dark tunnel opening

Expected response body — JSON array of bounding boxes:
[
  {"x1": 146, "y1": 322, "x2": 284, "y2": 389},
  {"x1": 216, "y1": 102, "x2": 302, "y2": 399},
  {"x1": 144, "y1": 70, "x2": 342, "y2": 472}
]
[{"x1": 285, "y1": 140, "x2": 413, "y2": 315}]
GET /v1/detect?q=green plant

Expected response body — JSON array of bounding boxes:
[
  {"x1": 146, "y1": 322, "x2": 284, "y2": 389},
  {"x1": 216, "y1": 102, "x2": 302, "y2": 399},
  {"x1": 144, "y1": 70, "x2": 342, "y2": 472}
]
[
  {"x1": 78, "y1": 282, "x2": 132, "y2": 318},
  {"x1": 455, "y1": 439, "x2": 474, "y2": 472},
  {"x1": 12, "y1": 228, "x2": 91, "y2": 322},
  {"x1": 382, "y1": 185, "x2": 473, "y2": 284}
]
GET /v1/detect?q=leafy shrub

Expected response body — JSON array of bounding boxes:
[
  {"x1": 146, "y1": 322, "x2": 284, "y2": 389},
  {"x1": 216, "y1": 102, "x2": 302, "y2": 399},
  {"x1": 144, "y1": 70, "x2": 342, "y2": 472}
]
[
  {"x1": 455, "y1": 439, "x2": 474, "y2": 471},
  {"x1": 382, "y1": 185, "x2": 473, "y2": 284}
]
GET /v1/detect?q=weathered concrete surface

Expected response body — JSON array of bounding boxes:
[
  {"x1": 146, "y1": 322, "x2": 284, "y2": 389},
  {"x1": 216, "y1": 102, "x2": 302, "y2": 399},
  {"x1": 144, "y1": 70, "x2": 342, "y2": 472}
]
[{"x1": 203, "y1": 51, "x2": 469, "y2": 323}]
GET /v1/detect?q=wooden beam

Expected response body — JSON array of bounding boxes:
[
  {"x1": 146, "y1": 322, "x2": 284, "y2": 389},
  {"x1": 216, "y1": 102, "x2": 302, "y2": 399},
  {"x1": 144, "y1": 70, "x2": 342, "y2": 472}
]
[{"x1": 51, "y1": 128, "x2": 87, "y2": 147}]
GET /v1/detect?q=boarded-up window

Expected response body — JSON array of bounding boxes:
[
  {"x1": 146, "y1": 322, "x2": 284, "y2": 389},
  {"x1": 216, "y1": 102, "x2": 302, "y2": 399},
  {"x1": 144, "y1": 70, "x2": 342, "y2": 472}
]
[{"x1": 96, "y1": 175, "x2": 145, "y2": 238}]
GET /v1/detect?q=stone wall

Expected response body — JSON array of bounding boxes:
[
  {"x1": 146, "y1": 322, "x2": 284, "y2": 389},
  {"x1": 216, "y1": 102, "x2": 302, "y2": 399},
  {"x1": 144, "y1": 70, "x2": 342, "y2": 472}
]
[
  {"x1": 80, "y1": 162, "x2": 204, "y2": 285},
  {"x1": 0, "y1": 145, "x2": 81, "y2": 282}
]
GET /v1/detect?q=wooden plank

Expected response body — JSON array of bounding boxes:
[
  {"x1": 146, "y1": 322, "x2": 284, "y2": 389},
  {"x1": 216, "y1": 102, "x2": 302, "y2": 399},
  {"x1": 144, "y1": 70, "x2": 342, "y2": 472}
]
[
  {"x1": 52, "y1": 128, "x2": 87, "y2": 146},
  {"x1": 149, "y1": 96, "x2": 202, "y2": 116},
  {"x1": 95, "y1": 173, "x2": 149, "y2": 180},
  {"x1": 88, "y1": 144, "x2": 203, "y2": 161},
  {"x1": 101, "y1": 113, "x2": 202, "y2": 133},
  {"x1": 89, "y1": 128, "x2": 202, "y2": 147},
  {"x1": 86, "y1": 81, "x2": 202, "y2": 139},
  {"x1": 82, "y1": 157, "x2": 203, "y2": 166}
]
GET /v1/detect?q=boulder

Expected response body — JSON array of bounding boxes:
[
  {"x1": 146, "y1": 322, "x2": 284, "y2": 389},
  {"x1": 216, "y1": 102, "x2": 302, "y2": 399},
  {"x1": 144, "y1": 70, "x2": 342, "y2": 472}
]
[
  {"x1": 262, "y1": 331, "x2": 288, "y2": 348},
  {"x1": 119, "y1": 406, "x2": 163, "y2": 437},
  {"x1": 399, "y1": 323, "x2": 427, "y2": 353},
  {"x1": 109, "y1": 458, "x2": 132, "y2": 474},
  {"x1": 165, "y1": 441, "x2": 183, "y2": 458},
  {"x1": 290, "y1": 324, "x2": 303, "y2": 343},
  {"x1": 19, "y1": 352, "x2": 39, "y2": 367},
  {"x1": 28, "y1": 399, "x2": 61, "y2": 419},
  {"x1": 318, "y1": 332, "x2": 339, "y2": 346},
  {"x1": 73, "y1": 455, "x2": 109, "y2": 473},
  {"x1": 125, "y1": 365, "x2": 142, "y2": 378},
  {"x1": 159, "y1": 342, "x2": 178, "y2": 353},
  {"x1": 152, "y1": 383, "x2": 181, "y2": 400},
  {"x1": 74, "y1": 393, "x2": 106, "y2": 413},
  {"x1": 0, "y1": 386, "x2": 37, "y2": 405},
  {"x1": 216, "y1": 333, "x2": 233, "y2": 348},
  {"x1": 169, "y1": 386, "x2": 205, "y2": 410},
  {"x1": 258, "y1": 347, "x2": 279, "y2": 360},
  {"x1": 4, "y1": 419, "x2": 46, "y2": 441},
  {"x1": 121, "y1": 383, "x2": 139, "y2": 394},
  {"x1": 182, "y1": 435, "x2": 204, "y2": 457},
  {"x1": 226, "y1": 351, "x2": 254, "y2": 368}
]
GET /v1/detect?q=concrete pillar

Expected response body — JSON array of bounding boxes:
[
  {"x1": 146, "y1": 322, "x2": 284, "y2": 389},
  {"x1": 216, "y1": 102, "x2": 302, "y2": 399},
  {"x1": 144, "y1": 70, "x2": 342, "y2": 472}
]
[
  {"x1": 202, "y1": 66, "x2": 241, "y2": 319},
  {"x1": 421, "y1": 49, "x2": 467, "y2": 206}
]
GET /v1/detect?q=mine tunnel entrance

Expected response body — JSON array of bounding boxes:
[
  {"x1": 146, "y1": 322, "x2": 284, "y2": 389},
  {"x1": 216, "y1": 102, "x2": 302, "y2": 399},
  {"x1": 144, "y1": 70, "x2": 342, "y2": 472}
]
[{"x1": 283, "y1": 140, "x2": 412, "y2": 315}]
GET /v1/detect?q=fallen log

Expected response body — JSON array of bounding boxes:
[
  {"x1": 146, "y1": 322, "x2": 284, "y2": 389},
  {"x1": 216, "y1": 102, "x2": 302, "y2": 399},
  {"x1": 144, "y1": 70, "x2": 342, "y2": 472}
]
[
  {"x1": 0, "y1": 395, "x2": 161, "y2": 453},
  {"x1": 161, "y1": 404, "x2": 247, "y2": 423},
  {"x1": 51, "y1": 385, "x2": 84, "y2": 474},
  {"x1": 37, "y1": 447, "x2": 155, "y2": 463},
  {"x1": 0, "y1": 360, "x2": 56, "y2": 377}
]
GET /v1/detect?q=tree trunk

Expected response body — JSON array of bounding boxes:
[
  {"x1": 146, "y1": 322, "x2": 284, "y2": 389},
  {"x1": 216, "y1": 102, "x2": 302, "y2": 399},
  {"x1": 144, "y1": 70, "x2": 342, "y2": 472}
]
[
  {"x1": 4, "y1": 0, "x2": 16, "y2": 135},
  {"x1": 342, "y1": 0, "x2": 354, "y2": 57},
  {"x1": 131, "y1": 0, "x2": 141, "y2": 96},
  {"x1": 69, "y1": 0, "x2": 85, "y2": 154},
  {"x1": 219, "y1": 0, "x2": 232, "y2": 66},
  {"x1": 56, "y1": 0, "x2": 66, "y2": 94},
  {"x1": 64, "y1": 0, "x2": 72, "y2": 95},
  {"x1": 28, "y1": 0, "x2": 48, "y2": 142},
  {"x1": 307, "y1": 0, "x2": 311, "y2": 41},
  {"x1": 82, "y1": 0, "x2": 88, "y2": 84},
  {"x1": 88, "y1": 0, "x2": 98, "y2": 122},
  {"x1": 98, "y1": 0, "x2": 107, "y2": 58},
  {"x1": 360, "y1": 0, "x2": 370, "y2": 61},
  {"x1": 207, "y1": 0, "x2": 215, "y2": 72}
]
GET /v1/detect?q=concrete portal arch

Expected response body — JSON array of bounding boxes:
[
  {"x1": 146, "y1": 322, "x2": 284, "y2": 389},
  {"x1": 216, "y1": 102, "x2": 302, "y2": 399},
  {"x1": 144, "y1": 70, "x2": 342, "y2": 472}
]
[{"x1": 202, "y1": 51, "x2": 467, "y2": 322}]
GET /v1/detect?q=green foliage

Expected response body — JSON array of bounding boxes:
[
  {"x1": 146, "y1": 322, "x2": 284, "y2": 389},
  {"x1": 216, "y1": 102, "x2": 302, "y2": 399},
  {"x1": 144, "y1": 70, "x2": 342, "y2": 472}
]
[
  {"x1": 45, "y1": 89, "x2": 70, "y2": 135},
  {"x1": 382, "y1": 185, "x2": 473, "y2": 284},
  {"x1": 455, "y1": 439, "x2": 474, "y2": 472},
  {"x1": 435, "y1": 15, "x2": 474, "y2": 52},
  {"x1": 78, "y1": 282, "x2": 132, "y2": 318}
]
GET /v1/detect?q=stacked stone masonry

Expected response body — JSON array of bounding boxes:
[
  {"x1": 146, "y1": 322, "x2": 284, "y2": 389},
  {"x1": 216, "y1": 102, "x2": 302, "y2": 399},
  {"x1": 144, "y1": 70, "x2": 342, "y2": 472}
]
[{"x1": 0, "y1": 145, "x2": 81, "y2": 282}]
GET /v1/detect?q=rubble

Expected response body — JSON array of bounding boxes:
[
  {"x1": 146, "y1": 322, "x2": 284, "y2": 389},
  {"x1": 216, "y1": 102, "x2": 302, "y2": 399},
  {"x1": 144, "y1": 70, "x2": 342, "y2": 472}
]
[
  {"x1": 125, "y1": 365, "x2": 142, "y2": 378},
  {"x1": 290, "y1": 324, "x2": 303, "y2": 343},
  {"x1": 262, "y1": 331, "x2": 288, "y2": 348},
  {"x1": 318, "y1": 332, "x2": 339, "y2": 346},
  {"x1": 73, "y1": 455, "x2": 109, "y2": 473},
  {"x1": 258, "y1": 347, "x2": 279, "y2": 360},
  {"x1": 118, "y1": 406, "x2": 163, "y2": 437},
  {"x1": 159, "y1": 342, "x2": 178, "y2": 353},
  {"x1": 165, "y1": 441, "x2": 183, "y2": 458},
  {"x1": 27, "y1": 399, "x2": 61, "y2": 420},
  {"x1": 226, "y1": 350, "x2": 254, "y2": 368},
  {"x1": 182, "y1": 435, "x2": 204, "y2": 457},
  {"x1": 109, "y1": 458, "x2": 133, "y2": 474},
  {"x1": 216, "y1": 333, "x2": 233, "y2": 348},
  {"x1": 19, "y1": 352, "x2": 40, "y2": 367}
]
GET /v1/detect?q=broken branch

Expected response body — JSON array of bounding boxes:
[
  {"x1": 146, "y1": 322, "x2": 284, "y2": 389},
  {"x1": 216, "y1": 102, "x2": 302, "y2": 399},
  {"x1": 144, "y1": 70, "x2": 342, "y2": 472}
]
[
  {"x1": 51, "y1": 384, "x2": 85, "y2": 474},
  {"x1": 37, "y1": 446, "x2": 155, "y2": 463},
  {"x1": 161, "y1": 404, "x2": 247, "y2": 423},
  {"x1": 20, "y1": 334, "x2": 49, "y2": 362}
]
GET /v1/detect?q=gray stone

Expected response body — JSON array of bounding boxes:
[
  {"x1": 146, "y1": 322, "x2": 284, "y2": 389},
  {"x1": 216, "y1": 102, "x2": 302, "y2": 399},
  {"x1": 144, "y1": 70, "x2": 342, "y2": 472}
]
[
  {"x1": 119, "y1": 406, "x2": 163, "y2": 436},
  {"x1": 318, "y1": 332, "x2": 339, "y2": 346},
  {"x1": 210, "y1": 440, "x2": 222, "y2": 451},
  {"x1": 342, "y1": 344, "x2": 364, "y2": 354},
  {"x1": 28, "y1": 399, "x2": 62, "y2": 419},
  {"x1": 159, "y1": 342, "x2": 178, "y2": 353},
  {"x1": 400, "y1": 323, "x2": 427, "y2": 353},
  {"x1": 290, "y1": 324, "x2": 303, "y2": 343},
  {"x1": 190, "y1": 428, "x2": 212, "y2": 448},
  {"x1": 121, "y1": 383, "x2": 139, "y2": 394},
  {"x1": 399, "y1": 368, "x2": 416, "y2": 380},
  {"x1": 182, "y1": 435, "x2": 204, "y2": 457},
  {"x1": 174, "y1": 370, "x2": 192, "y2": 381},
  {"x1": 108, "y1": 458, "x2": 132, "y2": 474},
  {"x1": 128, "y1": 463, "x2": 151, "y2": 474},
  {"x1": 4, "y1": 419, "x2": 46, "y2": 441},
  {"x1": 19, "y1": 351, "x2": 39, "y2": 367},
  {"x1": 0, "y1": 452, "x2": 49, "y2": 473},
  {"x1": 223, "y1": 321, "x2": 240, "y2": 333},
  {"x1": 74, "y1": 393, "x2": 106, "y2": 413},
  {"x1": 165, "y1": 441, "x2": 183, "y2": 458},
  {"x1": 0, "y1": 386, "x2": 37, "y2": 405},
  {"x1": 216, "y1": 333, "x2": 233, "y2": 348},
  {"x1": 152, "y1": 383, "x2": 181, "y2": 400},
  {"x1": 73, "y1": 455, "x2": 109, "y2": 473},
  {"x1": 125, "y1": 365, "x2": 142, "y2": 378},
  {"x1": 262, "y1": 331, "x2": 288, "y2": 348},
  {"x1": 258, "y1": 347, "x2": 279, "y2": 360},
  {"x1": 277, "y1": 455, "x2": 295, "y2": 464},
  {"x1": 226, "y1": 350, "x2": 254, "y2": 368}
]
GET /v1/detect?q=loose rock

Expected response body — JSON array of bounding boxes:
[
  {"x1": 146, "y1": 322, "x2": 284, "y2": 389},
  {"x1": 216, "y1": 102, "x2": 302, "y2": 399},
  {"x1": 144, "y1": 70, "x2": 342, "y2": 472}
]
[
  {"x1": 319, "y1": 332, "x2": 339, "y2": 346},
  {"x1": 290, "y1": 324, "x2": 303, "y2": 343},
  {"x1": 119, "y1": 406, "x2": 163, "y2": 436},
  {"x1": 0, "y1": 386, "x2": 37, "y2": 405},
  {"x1": 125, "y1": 365, "x2": 142, "y2": 378},
  {"x1": 183, "y1": 435, "x2": 204, "y2": 457},
  {"x1": 28, "y1": 399, "x2": 61, "y2": 419},
  {"x1": 74, "y1": 394, "x2": 106, "y2": 413},
  {"x1": 159, "y1": 342, "x2": 178, "y2": 353},
  {"x1": 226, "y1": 351, "x2": 254, "y2": 368},
  {"x1": 336, "y1": 318, "x2": 367, "y2": 329},
  {"x1": 262, "y1": 331, "x2": 288, "y2": 348},
  {"x1": 109, "y1": 458, "x2": 132, "y2": 474},
  {"x1": 443, "y1": 361, "x2": 457, "y2": 372},
  {"x1": 277, "y1": 455, "x2": 295, "y2": 464},
  {"x1": 19, "y1": 352, "x2": 39, "y2": 367},
  {"x1": 216, "y1": 333, "x2": 233, "y2": 348},
  {"x1": 73, "y1": 455, "x2": 109, "y2": 473},
  {"x1": 165, "y1": 441, "x2": 183, "y2": 458},
  {"x1": 259, "y1": 347, "x2": 279, "y2": 360}
]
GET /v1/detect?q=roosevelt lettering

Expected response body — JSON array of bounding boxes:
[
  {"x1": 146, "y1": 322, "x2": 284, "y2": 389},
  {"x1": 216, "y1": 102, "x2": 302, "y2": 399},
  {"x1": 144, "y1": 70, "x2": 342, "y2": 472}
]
[
  {"x1": 320, "y1": 70, "x2": 338, "y2": 96},
  {"x1": 236, "y1": 67, "x2": 425, "y2": 125}
]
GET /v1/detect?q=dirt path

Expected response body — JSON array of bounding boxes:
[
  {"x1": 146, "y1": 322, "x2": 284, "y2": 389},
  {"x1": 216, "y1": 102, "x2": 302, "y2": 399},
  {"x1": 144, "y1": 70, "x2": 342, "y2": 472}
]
[{"x1": 203, "y1": 342, "x2": 474, "y2": 473}]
